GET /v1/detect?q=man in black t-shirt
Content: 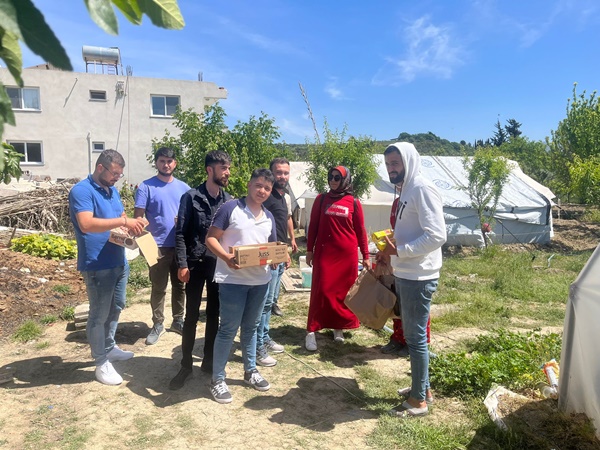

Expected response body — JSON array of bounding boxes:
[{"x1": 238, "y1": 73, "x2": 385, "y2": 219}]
[{"x1": 255, "y1": 158, "x2": 298, "y2": 367}]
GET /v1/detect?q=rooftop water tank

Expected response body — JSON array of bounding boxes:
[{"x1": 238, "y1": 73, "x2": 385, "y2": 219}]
[{"x1": 82, "y1": 46, "x2": 120, "y2": 64}]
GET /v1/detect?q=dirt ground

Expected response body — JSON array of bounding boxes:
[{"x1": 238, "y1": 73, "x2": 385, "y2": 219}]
[{"x1": 0, "y1": 215, "x2": 599, "y2": 449}]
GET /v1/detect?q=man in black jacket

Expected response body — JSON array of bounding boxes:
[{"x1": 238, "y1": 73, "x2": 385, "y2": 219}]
[{"x1": 169, "y1": 150, "x2": 232, "y2": 390}]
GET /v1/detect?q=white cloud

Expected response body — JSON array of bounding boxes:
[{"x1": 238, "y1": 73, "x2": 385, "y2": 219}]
[
  {"x1": 372, "y1": 15, "x2": 465, "y2": 86},
  {"x1": 325, "y1": 77, "x2": 347, "y2": 100},
  {"x1": 469, "y1": 0, "x2": 600, "y2": 48},
  {"x1": 215, "y1": 16, "x2": 307, "y2": 57}
]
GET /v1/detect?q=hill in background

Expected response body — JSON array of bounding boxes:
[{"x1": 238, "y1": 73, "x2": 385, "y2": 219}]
[{"x1": 282, "y1": 131, "x2": 472, "y2": 160}]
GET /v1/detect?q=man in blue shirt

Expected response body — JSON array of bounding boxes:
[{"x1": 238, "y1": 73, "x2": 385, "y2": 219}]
[
  {"x1": 69, "y1": 149, "x2": 147, "y2": 385},
  {"x1": 134, "y1": 147, "x2": 190, "y2": 345}
]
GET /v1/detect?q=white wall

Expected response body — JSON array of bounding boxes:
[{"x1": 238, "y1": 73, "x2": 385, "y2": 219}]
[{"x1": 0, "y1": 67, "x2": 227, "y2": 185}]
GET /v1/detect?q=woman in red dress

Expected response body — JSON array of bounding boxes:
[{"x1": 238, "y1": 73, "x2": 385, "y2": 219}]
[{"x1": 305, "y1": 166, "x2": 370, "y2": 351}]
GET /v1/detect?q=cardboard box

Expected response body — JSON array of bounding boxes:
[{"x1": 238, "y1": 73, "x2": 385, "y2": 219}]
[
  {"x1": 231, "y1": 241, "x2": 288, "y2": 268},
  {"x1": 109, "y1": 229, "x2": 160, "y2": 266}
]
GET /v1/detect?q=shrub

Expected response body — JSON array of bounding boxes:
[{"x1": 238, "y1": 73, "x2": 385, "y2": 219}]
[
  {"x1": 11, "y1": 234, "x2": 77, "y2": 260},
  {"x1": 52, "y1": 284, "x2": 71, "y2": 294},
  {"x1": 13, "y1": 320, "x2": 43, "y2": 342},
  {"x1": 430, "y1": 329, "x2": 562, "y2": 398},
  {"x1": 40, "y1": 315, "x2": 57, "y2": 325},
  {"x1": 59, "y1": 306, "x2": 75, "y2": 321}
]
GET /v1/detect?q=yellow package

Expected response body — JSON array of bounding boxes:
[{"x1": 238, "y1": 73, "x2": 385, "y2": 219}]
[{"x1": 371, "y1": 229, "x2": 393, "y2": 251}]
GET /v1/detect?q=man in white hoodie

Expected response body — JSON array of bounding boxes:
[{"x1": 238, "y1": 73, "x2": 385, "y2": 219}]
[{"x1": 377, "y1": 142, "x2": 447, "y2": 417}]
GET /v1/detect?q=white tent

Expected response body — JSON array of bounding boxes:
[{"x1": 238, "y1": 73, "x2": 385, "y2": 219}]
[
  {"x1": 292, "y1": 155, "x2": 554, "y2": 246},
  {"x1": 559, "y1": 244, "x2": 600, "y2": 438}
]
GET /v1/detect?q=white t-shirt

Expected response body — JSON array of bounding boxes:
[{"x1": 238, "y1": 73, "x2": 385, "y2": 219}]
[{"x1": 211, "y1": 198, "x2": 276, "y2": 285}]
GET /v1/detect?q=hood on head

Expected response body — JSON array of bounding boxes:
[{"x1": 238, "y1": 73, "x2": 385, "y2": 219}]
[{"x1": 385, "y1": 142, "x2": 421, "y2": 185}]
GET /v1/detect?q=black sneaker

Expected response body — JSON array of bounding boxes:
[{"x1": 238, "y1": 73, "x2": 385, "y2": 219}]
[
  {"x1": 210, "y1": 380, "x2": 233, "y2": 404},
  {"x1": 200, "y1": 363, "x2": 212, "y2": 374},
  {"x1": 170, "y1": 320, "x2": 184, "y2": 335},
  {"x1": 169, "y1": 367, "x2": 192, "y2": 391},
  {"x1": 395, "y1": 345, "x2": 410, "y2": 358},
  {"x1": 271, "y1": 304, "x2": 283, "y2": 317},
  {"x1": 381, "y1": 339, "x2": 404, "y2": 354},
  {"x1": 244, "y1": 369, "x2": 270, "y2": 391}
]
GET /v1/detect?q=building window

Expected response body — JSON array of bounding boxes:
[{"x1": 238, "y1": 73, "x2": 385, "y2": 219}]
[
  {"x1": 90, "y1": 90, "x2": 107, "y2": 101},
  {"x1": 151, "y1": 95, "x2": 179, "y2": 117},
  {"x1": 8, "y1": 141, "x2": 43, "y2": 164},
  {"x1": 6, "y1": 87, "x2": 41, "y2": 110},
  {"x1": 92, "y1": 142, "x2": 105, "y2": 152}
]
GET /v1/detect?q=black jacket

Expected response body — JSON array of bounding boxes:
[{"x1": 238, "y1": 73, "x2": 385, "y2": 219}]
[{"x1": 175, "y1": 182, "x2": 231, "y2": 268}]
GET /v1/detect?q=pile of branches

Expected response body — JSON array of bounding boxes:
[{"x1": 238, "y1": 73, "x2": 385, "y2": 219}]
[{"x1": 0, "y1": 180, "x2": 78, "y2": 234}]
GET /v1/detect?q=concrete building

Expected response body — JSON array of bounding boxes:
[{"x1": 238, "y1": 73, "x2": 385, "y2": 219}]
[{"x1": 0, "y1": 46, "x2": 227, "y2": 185}]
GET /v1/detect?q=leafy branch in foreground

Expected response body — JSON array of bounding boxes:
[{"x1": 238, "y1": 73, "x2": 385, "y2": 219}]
[{"x1": 0, "y1": 0, "x2": 184, "y2": 177}]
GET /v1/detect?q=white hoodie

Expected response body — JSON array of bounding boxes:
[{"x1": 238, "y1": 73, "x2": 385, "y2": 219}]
[{"x1": 388, "y1": 142, "x2": 447, "y2": 280}]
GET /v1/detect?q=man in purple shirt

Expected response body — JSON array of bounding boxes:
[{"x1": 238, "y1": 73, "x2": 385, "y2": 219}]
[{"x1": 135, "y1": 147, "x2": 190, "y2": 345}]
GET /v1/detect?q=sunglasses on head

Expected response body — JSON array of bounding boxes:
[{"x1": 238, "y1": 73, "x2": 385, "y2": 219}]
[{"x1": 328, "y1": 174, "x2": 342, "y2": 182}]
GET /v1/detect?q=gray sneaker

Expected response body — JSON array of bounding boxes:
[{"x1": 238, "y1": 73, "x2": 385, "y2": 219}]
[
  {"x1": 257, "y1": 345, "x2": 277, "y2": 367},
  {"x1": 210, "y1": 380, "x2": 233, "y2": 404},
  {"x1": 145, "y1": 323, "x2": 164, "y2": 345},
  {"x1": 265, "y1": 339, "x2": 284, "y2": 354},
  {"x1": 170, "y1": 320, "x2": 184, "y2": 335},
  {"x1": 244, "y1": 369, "x2": 270, "y2": 391}
]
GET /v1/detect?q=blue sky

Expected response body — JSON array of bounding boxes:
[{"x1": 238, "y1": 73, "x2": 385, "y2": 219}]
[{"x1": 21, "y1": 0, "x2": 600, "y2": 145}]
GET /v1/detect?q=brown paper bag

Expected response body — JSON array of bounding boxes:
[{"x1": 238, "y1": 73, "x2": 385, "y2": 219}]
[{"x1": 344, "y1": 268, "x2": 397, "y2": 329}]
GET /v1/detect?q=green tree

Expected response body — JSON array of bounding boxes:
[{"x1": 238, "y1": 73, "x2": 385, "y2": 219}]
[
  {"x1": 568, "y1": 155, "x2": 600, "y2": 205},
  {"x1": 548, "y1": 83, "x2": 600, "y2": 201},
  {"x1": 153, "y1": 104, "x2": 282, "y2": 198},
  {"x1": 228, "y1": 112, "x2": 283, "y2": 196},
  {"x1": 152, "y1": 104, "x2": 232, "y2": 186},
  {"x1": 0, "y1": 0, "x2": 184, "y2": 183},
  {"x1": 505, "y1": 118, "x2": 523, "y2": 140},
  {"x1": 499, "y1": 137, "x2": 550, "y2": 184},
  {"x1": 491, "y1": 120, "x2": 508, "y2": 146},
  {"x1": 305, "y1": 120, "x2": 378, "y2": 199},
  {"x1": 462, "y1": 147, "x2": 511, "y2": 246}
]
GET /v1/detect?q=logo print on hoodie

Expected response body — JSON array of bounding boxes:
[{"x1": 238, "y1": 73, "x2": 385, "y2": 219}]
[{"x1": 396, "y1": 201, "x2": 407, "y2": 222}]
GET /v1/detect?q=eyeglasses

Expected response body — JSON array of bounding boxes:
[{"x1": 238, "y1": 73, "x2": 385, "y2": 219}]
[
  {"x1": 328, "y1": 174, "x2": 342, "y2": 182},
  {"x1": 102, "y1": 165, "x2": 124, "y2": 179}
]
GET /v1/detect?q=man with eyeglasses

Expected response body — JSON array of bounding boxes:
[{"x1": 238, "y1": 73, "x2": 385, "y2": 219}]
[
  {"x1": 69, "y1": 149, "x2": 147, "y2": 385},
  {"x1": 134, "y1": 147, "x2": 190, "y2": 345}
]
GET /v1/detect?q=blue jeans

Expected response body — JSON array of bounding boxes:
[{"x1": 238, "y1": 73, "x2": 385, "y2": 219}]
[
  {"x1": 82, "y1": 265, "x2": 129, "y2": 366},
  {"x1": 256, "y1": 263, "x2": 285, "y2": 348},
  {"x1": 394, "y1": 277, "x2": 438, "y2": 402},
  {"x1": 212, "y1": 282, "x2": 269, "y2": 382}
]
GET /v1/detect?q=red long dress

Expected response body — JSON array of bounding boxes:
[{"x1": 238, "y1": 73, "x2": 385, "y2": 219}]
[{"x1": 306, "y1": 193, "x2": 369, "y2": 332}]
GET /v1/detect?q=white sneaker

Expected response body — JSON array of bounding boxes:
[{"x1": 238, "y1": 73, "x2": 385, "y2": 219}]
[
  {"x1": 107, "y1": 346, "x2": 134, "y2": 362},
  {"x1": 95, "y1": 361, "x2": 123, "y2": 385},
  {"x1": 305, "y1": 332, "x2": 317, "y2": 351},
  {"x1": 333, "y1": 329, "x2": 345, "y2": 343},
  {"x1": 257, "y1": 345, "x2": 277, "y2": 367}
]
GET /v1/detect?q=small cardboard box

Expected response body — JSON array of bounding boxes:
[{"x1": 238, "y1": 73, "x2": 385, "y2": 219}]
[
  {"x1": 109, "y1": 229, "x2": 160, "y2": 266},
  {"x1": 231, "y1": 241, "x2": 288, "y2": 268}
]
